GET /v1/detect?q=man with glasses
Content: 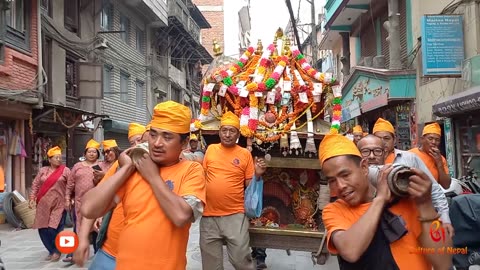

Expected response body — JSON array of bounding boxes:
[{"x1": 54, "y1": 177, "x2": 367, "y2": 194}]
[
  {"x1": 409, "y1": 122, "x2": 451, "y2": 189},
  {"x1": 370, "y1": 118, "x2": 454, "y2": 238}
]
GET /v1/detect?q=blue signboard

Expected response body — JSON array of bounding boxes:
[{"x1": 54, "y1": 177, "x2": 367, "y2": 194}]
[{"x1": 421, "y1": 15, "x2": 465, "y2": 76}]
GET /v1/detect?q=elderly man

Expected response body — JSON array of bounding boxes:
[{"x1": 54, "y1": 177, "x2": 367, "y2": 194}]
[
  {"x1": 181, "y1": 134, "x2": 204, "y2": 163},
  {"x1": 409, "y1": 122, "x2": 451, "y2": 188},
  {"x1": 80, "y1": 101, "x2": 206, "y2": 270},
  {"x1": 371, "y1": 118, "x2": 454, "y2": 237},
  {"x1": 321, "y1": 133, "x2": 452, "y2": 270},
  {"x1": 352, "y1": 125, "x2": 364, "y2": 145},
  {"x1": 200, "y1": 111, "x2": 267, "y2": 270}
]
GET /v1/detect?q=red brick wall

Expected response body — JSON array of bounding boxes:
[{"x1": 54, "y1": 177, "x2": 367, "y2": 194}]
[
  {"x1": 0, "y1": 0, "x2": 39, "y2": 91},
  {"x1": 192, "y1": 0, "x2": 224, "y2": 57}
]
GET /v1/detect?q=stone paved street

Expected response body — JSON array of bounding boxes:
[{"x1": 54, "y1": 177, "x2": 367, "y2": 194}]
[{"x1": 0, "y1": 222, "x2": 339, "y2": 270}]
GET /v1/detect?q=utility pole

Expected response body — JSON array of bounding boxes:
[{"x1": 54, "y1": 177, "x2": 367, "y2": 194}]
[{"x1": 310, "y1": 0, "x2": 318, "y2": 65}]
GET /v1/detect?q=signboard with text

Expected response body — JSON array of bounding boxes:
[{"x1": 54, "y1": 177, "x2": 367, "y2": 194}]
[{"x1": 421, "y1": 15, "x2": 465, "y2": 76}]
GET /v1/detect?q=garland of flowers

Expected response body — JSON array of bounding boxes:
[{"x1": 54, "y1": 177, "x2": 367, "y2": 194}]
[
  {"x1": 200, "y1": 83, "x2": 212, "y2": 117},
  {"x1": 213, "y1": 46, "x2": 255, "y2": 83},
  {"x1": 291, "y1": 46, "x2": 336, "y2": 84},
  {"x1": 330, "y1": 85, "x2": 342, "y2": 134}
]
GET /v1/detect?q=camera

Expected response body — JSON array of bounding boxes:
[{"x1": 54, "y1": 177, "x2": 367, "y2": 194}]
[{"x1": 368, "y1": 164, "x2": 415, "y2": 197}]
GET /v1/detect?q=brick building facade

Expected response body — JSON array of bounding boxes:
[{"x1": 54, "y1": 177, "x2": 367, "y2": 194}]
[
  {"x1": 193, "y1": 0, "x2": 224, "y2": 57},
  {"x1": 0, "y1": 0, "x2": 40, "y2": 195}
]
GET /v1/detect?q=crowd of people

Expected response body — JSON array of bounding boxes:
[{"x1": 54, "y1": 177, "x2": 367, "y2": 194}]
[{"x1": 26, "y1": 100, "x2": 456, "y2": 270}]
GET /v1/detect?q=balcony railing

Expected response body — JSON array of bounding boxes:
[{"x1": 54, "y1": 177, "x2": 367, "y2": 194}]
[{"x1": 169, "y1": 0, "x2": 200, "y2": 43}]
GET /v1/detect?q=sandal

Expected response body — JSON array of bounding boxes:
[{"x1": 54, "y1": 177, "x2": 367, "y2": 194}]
[
  {"x1": 51, "y1": 253, "x2": 61, "y2": 262},
  {"x1": 62, "y1": 257, "x2": 73, "y2": 263}
]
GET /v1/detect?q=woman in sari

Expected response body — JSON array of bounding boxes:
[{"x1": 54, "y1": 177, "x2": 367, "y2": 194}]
[
  {"x1": 63, "y1": 139, "x2": 102, "y2": 263},
  {"x1": 29, "y1": 146, "x2": 70, "y2": 262}
]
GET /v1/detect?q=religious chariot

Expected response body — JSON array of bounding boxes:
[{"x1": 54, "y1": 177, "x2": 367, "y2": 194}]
[{"x1": 192, "y1": 29, "x2": 343, "y2": 265}]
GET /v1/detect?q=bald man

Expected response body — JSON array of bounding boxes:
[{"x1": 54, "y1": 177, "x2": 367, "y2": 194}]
[{"x1": 357, "y1": 135, "x2": 455, "y2": 238}]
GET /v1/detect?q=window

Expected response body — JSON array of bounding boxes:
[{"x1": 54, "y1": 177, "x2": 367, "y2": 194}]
[
  {"x1": 136, "y1": 27, "x2": 144, "y2": 53},
  {"x1": 120, "y1": 15, "x2": 130, "y2": 44},
  {"x1": 6, "y1": 0, "x2": 25, "y2": 32},
  {"x1": 120, "y1": 71, "x2": 130, "y2": 103},
  {"x1": 4, "y1": 0, "x2": 30, "y2": 51},
  {"x1": 100, "y1": 0, "x2": 113, "y2": 31},
  {"x1": 171, "y1": 88, "x2": 181, "y2": 102},
  {"x1": 64, "y1": 0, "x2": 79, "y2": 34},
  {"x1": 135, "y1": 80, "x2": 144, "y2": 107},
  {"x1": 65, "y1": 57, "x2": 78, "y2": 98},
  {"x1": 103, "y1": 65, "x2": 112, "y2": 97},
  {"x1": 0, "y1": 43, "x2": 4, "y2": 63},
  {"x1": 40, "y1": 0, "x2": 50, "y2": 16}
]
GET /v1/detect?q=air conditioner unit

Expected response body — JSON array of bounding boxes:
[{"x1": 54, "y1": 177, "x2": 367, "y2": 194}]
[{"x1": 462, "y1": 54, "x2": 480, "y2": 89}]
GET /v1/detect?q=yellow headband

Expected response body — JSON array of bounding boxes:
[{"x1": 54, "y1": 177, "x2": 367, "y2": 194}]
[
  {"x1": 422, "y1": 122, "x2": 441, "y2": 136},
  {"x1": 319, "y1": 133, "x2": 362, "y2": 166},
  {"x1": 47, "y1": 146, "x2": 62, "y2": 158},
  {"x1": 220, "y1": 111, "x2": 240, "y2": 129},
  {"x1": 128, "y1": 123, "x2": 146, "y2": 139},
  {"x1": 352, "y1": 125, "x2": 363, "y2": 134},
  {"x1": 85, "y1": 139, "x2": 100, "y2": 150},
  {"x1": 149, "y1": 101, "x2": 191, "y2": 134},
  {"x1": 102, "y1": 139, "x2": 118, "y2": 150},
  {"x1": 373, "y1": 118, "x2": 395, "y2": 134}
]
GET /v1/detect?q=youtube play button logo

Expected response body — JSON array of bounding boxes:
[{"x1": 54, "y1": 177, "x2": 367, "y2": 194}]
[{"x1": 55, "y1": 231, "x2": 79, "y2": 254}]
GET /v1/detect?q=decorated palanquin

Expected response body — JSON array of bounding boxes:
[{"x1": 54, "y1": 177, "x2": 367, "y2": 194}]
[{"x1": 193, "y1": 30, "x2": 342, "y2": 264}]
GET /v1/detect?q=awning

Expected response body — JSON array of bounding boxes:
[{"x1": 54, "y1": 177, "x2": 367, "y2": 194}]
[
  {"x1": 102, "y1": 119, "x2": 129, "y2": 134},
  {"x1": 432, "y1": 85, "x2": 480, "y2": 117}
]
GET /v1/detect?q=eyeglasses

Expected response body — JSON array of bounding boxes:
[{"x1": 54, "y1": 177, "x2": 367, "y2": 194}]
[{"x1": 360, "y1": 148, "x2": 384, "y2": 157}]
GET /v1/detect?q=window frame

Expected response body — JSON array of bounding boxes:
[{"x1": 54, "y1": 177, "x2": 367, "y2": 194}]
[
  {"x1": 65, "y1": 55, "x2": 79, "y2": 98},
  {"x1": 119, "y1": 71, "x2": 130, "y2": 103},
  {"x1": 40, "y1": 0, "x2": 51, "y2": 17},
  {"x1": 4, "y1": 0, "x2": 31, "y2": 52},
  {"x1": 100, "y1": 0, "x2": 113, "y2": 31},
  {"x1": 119, "y1": 14, "x2": 130, "y2": 44},
  {"x1": 135, "y1": 80, "x2": 144, "y2": 108},
  {"x1": 135, "y1": 27, "x2": 144, "y2": 54},
  {"x1": 103, "y1": 64, "x2": 113, "y2": 97},
  {"x1": 64, "y1": 0, "x2": 79, "y2": 34}
]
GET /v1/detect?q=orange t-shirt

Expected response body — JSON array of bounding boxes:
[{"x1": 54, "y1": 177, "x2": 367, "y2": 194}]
[
  {"x1": 115, "y1": 160, "x2": 206, "y2": 270},
  {"x1": 203, "y1": 143, "x2": 254, "y2": 216},
  {"x1": 97, "y1": 160, "x2": 123, "y2": 257},
  {"x1": 385, "y1": 152, "x2": 395, "y2": 164},
  {"x1": 323, "y1": 199, "x2": 431, "y2": 270},
  {"x1": 409, "y1": 148, "x2": 449, "y2": 182}
]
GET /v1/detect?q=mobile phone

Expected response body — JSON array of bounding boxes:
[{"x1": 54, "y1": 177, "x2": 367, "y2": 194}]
[{"x1": 92, "y1": 165, "x2": 102, "y2": 171}]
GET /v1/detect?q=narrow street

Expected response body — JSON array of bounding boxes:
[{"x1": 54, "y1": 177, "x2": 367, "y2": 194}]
[{"x1": 0, "y1": 222, "x2": 339, "y2": 270}]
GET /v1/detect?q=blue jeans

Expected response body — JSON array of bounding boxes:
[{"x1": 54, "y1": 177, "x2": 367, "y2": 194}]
[
  {"x1": 38, "y1": 211, "x2": 67, "y2": 255},
  {"x1": 89, "y1": 249, "x2": 116, "y2": 270}
]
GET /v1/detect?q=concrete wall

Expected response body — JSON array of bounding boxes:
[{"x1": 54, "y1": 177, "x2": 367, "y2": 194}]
[{"x1": 412, "y1": 1, "x2": 480, "y2": 123}]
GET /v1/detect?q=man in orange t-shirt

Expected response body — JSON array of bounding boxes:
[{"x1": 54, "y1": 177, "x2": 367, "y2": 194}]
[
  {"x1": 73, "y1": 122, "x2": 148, "y2": 269},
  {"x1": 409, "y1": 122, "x2": 451, "y2": 188},
  {"x1": 320, "y1": 133, "x2": 452, "y2": 270},
  {"x1": 79, "y1": 101, "x2": 206, "y2": 270},
  {"x1": 200, "y1": 111, "x2": 266, "y2": 270}
]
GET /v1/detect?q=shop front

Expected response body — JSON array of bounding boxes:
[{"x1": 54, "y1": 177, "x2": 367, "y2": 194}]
[
  {"x1": 341, "y1": 67, "x2": 416, "y2": 150},
  {"x1": 31, "y1": 103, "x2": 107, "y2": 183},
  {"x1": 433, "y1": 85, "x2": 480, "y2": 178},
  {"x1": 0, "y1": 101, "x2": 32, "y2": 195}
]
